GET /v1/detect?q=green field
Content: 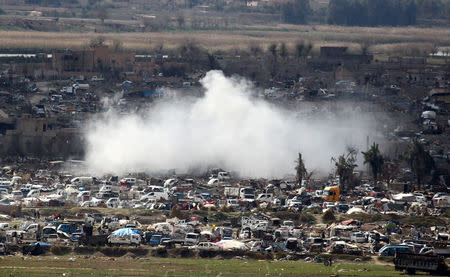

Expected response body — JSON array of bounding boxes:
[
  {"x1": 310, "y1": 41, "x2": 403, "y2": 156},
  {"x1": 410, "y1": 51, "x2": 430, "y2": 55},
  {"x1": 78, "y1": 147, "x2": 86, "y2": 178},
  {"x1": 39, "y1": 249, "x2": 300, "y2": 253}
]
[{"x1": 0, "y1": 256, "x2": 426, "y2": 277}]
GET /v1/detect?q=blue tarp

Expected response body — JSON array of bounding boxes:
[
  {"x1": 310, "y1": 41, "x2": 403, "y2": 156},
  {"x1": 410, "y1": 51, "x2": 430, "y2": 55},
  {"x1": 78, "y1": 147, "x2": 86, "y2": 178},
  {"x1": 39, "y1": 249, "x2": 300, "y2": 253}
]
[
  {"x1": 112, "y1": 228, "x2": 140, "y2": 236},
  {"x1": 30, "y1": 242, "x2": 52, "y2": 246},
  {"x1": 143, "y1": 91, "x2": 164, "y2": 97}
]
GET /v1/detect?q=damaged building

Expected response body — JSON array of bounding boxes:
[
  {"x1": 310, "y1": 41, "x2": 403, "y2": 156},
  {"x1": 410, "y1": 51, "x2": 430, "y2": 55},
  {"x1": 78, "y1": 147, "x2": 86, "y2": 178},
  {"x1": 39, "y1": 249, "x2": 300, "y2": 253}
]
[{"x1": 0, "y1": 114, "x2": 83, "y2": 159}]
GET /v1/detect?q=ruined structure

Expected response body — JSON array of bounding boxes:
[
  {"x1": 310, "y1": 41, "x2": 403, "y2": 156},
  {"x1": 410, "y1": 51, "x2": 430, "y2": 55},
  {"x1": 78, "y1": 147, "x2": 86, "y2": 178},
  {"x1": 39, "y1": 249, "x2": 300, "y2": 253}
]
[
  {"x1": 0, "y1": 115, "x2": 83, "y2": 159},
  {"x1": 52, "y1": 45, "x2": 136, "y2": 77}
]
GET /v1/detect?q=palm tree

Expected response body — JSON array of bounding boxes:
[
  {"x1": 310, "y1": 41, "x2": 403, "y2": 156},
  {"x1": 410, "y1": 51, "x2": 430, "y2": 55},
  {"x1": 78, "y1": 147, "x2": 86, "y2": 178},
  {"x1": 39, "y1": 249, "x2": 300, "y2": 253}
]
[
  {"x1": 295, "y1": 152, "x2": 307, "y2": 186},
  {"x1": 404, "y1": 139, "x2": 435, "y2": 190},
  {"x1": 362, "y1": 143, "x2": 384, "y2": 184},
  {"x1": 331, "y1": 148, "x2": 357, "y2": 191}
]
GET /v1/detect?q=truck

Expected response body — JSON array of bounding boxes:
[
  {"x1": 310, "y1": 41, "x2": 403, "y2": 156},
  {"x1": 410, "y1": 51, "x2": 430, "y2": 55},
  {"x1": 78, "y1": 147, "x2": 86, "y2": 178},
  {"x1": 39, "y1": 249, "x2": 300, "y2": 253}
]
[
  {"x1": 239, "y1": 187, "x2": 255, "y2": 202},
  {"x1": 108, "y1": 233, "x2": 142, "y2": 246},
  {"x1": 74, "y1": 83, "x2": 89, "y2": 90},
  {"x1": 224, "y1": 186, "x2": 240, "y2": 198},
  {"x1": 394, "y1": 253, "x2": 449, "y2": 275},
  {"x1": 71, "y1": 176, "x2": 95, "y2": 186},
  {"x1": 184, "y1": 233, "x2": 200, "y2": 246},
  {"x1": 149, "y1": 234, "x2": 163, "y2": 246},
  {"x1": 322, "y1": 185, "x2": 340, "y2": 202}
]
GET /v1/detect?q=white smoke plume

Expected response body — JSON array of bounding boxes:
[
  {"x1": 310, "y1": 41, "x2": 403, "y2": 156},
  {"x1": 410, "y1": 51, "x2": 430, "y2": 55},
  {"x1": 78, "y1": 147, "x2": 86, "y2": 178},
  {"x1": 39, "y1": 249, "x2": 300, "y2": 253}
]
[{"x1": 84, "y1": 70, "x2": 382, "y2": 178}]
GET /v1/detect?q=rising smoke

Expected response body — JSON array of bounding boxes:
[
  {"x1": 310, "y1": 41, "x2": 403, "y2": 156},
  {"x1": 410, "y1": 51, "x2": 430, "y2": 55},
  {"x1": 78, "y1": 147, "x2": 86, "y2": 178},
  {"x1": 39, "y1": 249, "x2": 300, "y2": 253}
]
[{"x1": 84, "y1": 70, "x2": 382, "y2": 178}]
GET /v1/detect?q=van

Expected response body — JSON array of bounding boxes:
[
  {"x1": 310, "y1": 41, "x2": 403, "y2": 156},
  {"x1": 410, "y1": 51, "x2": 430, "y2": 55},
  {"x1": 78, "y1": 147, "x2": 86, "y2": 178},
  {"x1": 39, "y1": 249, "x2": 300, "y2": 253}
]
[
  {"x1": 140, "y1": 186, "x2": 168, "y2": 201},
  {"x1": 0, "y1": 223, "x2": 10, "y2": 230},
  {"x1": 27, "y1": 189, "x2": 40, "y2": 198},
  {"x1": 106, "y1": 198, "x2": 120, "y2": 208},
  {"x1": 350, "y1": 232, "x2": 366, "y2": 243},
  {"x1": 256, "y1": 193, "x2": 273, "y2": 203},
  {"x1": 378, "y1": 244, "x2": 412, "y2": 256},
  {"x1": 226, "y1": 199, "x2": 239, "y2": 208},
  {"x1": 71, "y1": 177, "x2": 94, "y2": 186},
  {"x1": 218, "y1": 172, "x2": 230, "y2": 181},
  {"x1": 77, "y1": 191, "x2": 91, "y2": 202},
  {"x1": 120, "y1": 178, "x2": 136, "y2": 187},
  {"x1": 184, "y1": 233, "x2": 200, "y2": 246},
  {"x1": 12, "y1": 190, "x2": 23, "y2": 200}
]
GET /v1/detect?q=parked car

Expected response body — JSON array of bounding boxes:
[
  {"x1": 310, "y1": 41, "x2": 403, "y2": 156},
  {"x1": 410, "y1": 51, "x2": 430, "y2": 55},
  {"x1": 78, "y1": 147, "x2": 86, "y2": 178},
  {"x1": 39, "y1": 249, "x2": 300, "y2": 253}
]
[
  {"x1": 378, "y1": 244, "x2": 413, "y2": 256},
  {"x1": 188, "y1": 242, "x2": 219, "y2": 250}
]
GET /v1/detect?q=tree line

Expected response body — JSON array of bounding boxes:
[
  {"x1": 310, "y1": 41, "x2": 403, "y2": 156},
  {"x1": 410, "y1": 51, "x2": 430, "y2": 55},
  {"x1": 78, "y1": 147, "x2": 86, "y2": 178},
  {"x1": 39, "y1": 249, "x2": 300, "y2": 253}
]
[
  {"x1": 327, "y1": 0, "x2": 417, "y2": 26},
  {"x1": 282, "y1": 0, "x2": 450, "y2": 27},
  {"x1": 296, "y1": 139, "x2": 436, "y2": 192}
]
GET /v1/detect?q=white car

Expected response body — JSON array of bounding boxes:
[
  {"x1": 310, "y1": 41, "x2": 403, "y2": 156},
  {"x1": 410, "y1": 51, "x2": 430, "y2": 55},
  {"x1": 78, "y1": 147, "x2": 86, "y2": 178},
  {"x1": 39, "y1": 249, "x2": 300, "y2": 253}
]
[
  {"x1": 350, "y1": 232, "x2": 367, "y2": 243},
  {"x1": 217, "y1": 172, "x2": 230, "y2": 181},
  {"x1": 188, "y1": 242, "x2": 219, "y2": 250},
  {"x1": 106, "y1": 198, "x2": 120, "y2": 208},
  {"x1": 256, "y1": 193, "x2": 273, "y2": 203},
  {"x1": 11, "y1": 190, "x2": 23, "y2": 200},
  {"x1": 207, "y1": 178, "x2": 219, "y2": 186},
  {"x1": 226, "y1": 199, "x2": 239, "y2": 208}
]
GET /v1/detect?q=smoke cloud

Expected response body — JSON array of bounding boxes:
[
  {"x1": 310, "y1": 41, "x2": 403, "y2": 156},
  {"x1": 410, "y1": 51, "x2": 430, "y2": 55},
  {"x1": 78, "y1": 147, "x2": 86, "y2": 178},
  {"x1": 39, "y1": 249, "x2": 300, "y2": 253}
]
[{"x1": 84, "y1": 70, "x2": 382, "y2": 178}]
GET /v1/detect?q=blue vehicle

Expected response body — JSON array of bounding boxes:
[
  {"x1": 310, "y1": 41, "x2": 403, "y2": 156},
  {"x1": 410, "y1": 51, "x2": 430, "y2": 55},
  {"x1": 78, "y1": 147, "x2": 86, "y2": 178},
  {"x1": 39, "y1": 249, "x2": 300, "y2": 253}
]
[
  {"x1": 149, "y1": 234, "x2": 163, "y2": 246},
  {"x1": 159, "y1": 238, "x2": 171, "y2": 246},
  {"x1": 57, "y1": 224, "x2": 80, "y2": 234}
]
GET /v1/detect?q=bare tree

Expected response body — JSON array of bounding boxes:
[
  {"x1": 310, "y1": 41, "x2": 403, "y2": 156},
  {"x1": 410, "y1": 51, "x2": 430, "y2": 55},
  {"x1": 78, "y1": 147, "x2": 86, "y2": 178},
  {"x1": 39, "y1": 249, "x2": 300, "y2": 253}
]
[
  {"x1": 249, "y1": 42, "x2": 262, "y2": 58},
  {"x1": 112, "y1": 39, "x2": 123, "y2": 52},
  {"x1": 97, "y1": 8, "x2": 108, "y2": 24},
  {"x1": 176, "y1": 14, "x2": 185, "y2": 29},
  {"x1": 90, "y1": 36, "x2": 105, "y2": 48},
  {"x1": 279, "y1": 42, "x2": 288, "y2": 61}
]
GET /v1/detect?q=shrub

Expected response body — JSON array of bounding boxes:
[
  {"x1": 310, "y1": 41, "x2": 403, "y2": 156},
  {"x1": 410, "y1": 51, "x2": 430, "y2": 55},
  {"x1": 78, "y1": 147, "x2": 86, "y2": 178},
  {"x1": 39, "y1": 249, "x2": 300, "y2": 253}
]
[
  {"x1": 169, "y1": 248, "x2": 192, "y2": 258},
  {"x1": 74, "y1": 246, "x2": 96, "y2": 255},
  {"x1": 304, "y1": 206, "x2": 322, "y2": 214},
  {"x1": 220, "y1": 250, "x2": 246, "y2": 259},
  {"x1": 299, "y1": 213, "x2": 316, "y2": 224},
  {"x1": 211, "y1": 212, "x2": 227, "y2": 222},
  {"x1": 152, "y1": 247, "x2": 168, "y2": 257},
  {"x1": 128, "y1": 247, "x2": 148, "y2": 256},
  {"x1": 9, "y1": 206, "x2": 21, "y2": 218},
  {"x1": 272, "y1": 211, "x2": 300, "y2": 221},
  {"x1": 170, "y1": 205, "x2": 182, "y2": 218},
  {"x1": 99, "y1": 247, "x2": 127, "y2": 257},
  {"x1": 322, "y1": 209, "x2": 336, "y2": 223},
  {"x1": 219, "y1": 206, "x2": 234, "y2": 213},
  {"x1": 50, "y1": 245, "x2": 72, "y2": 255},
  {"x1": 198, "y1": 249, "x2": 219, "y2": 258}
]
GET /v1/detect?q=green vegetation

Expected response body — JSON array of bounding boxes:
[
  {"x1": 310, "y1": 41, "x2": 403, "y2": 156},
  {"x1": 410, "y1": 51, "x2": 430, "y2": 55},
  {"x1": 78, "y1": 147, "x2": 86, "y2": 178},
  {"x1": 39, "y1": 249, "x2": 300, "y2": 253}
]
[
  {"x1": 362, "y1": 143, "x2": 384, "y2": 183},
  {"x1": 340, "y1": 213, "x2": 448, "y2": 228},
  {"x1": 328, "y1": 0, "x2": 418, "y2": 26},
  {"x1": 0, "y1": 256, "x2": 426, "y2": 277},
  {"x1": 332, "y1": 148, "x2": 358, "y2": 190},
  {"x1": 281, "y1": 0, "x2": 311, "y2": 25},
  {"x1": 322, "y1": 209, "x2": 336, "y2": 223},
  {"x1": 403, "y1": 138, "x2": 435, "y2": 189}
]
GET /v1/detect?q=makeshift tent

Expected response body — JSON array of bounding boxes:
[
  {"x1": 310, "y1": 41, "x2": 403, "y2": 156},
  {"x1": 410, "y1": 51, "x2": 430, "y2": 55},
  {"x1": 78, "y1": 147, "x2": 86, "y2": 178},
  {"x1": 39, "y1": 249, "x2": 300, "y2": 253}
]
[
  {"x1": 112, "y1": 228, "x2": 140, "y2": 236},
  {"x1": 215, "y1": 239, "x2": 247, "y2": 250}
]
